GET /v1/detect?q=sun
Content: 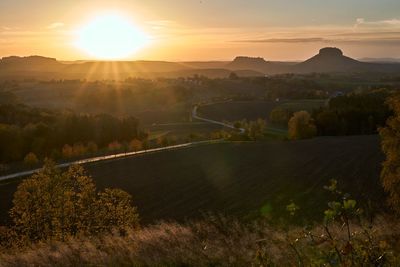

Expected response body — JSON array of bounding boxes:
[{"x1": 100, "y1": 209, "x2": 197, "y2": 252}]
[{"x1": 75, "y1": 14, "x2": 149, "y2": 60}]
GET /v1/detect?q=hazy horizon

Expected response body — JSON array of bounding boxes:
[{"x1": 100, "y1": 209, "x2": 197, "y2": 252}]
[{"x1": 2, "y1": 46, "x2": 400, "y2": 63}]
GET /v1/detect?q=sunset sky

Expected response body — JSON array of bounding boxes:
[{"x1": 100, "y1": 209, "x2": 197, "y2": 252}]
[{"x1": 1, "y1": 0, "x2": 400, "y2": 61}]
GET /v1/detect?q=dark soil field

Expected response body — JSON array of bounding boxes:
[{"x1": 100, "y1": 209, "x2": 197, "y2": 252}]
[{"x1": 0, "y1": 135, "x2": 384, "y2": 225}]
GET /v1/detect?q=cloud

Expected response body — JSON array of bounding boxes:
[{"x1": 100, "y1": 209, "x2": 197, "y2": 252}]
[
  {"x1": 231, "y1": 33, "x2": 400, "y2": 45},
  {"x1": 381, "y1": 19, "x2": 400, "y2": 25},
  {"x1": 47, "y1": 22, "x2": 64, "y2": 29},
  {"x1": 232, "y1": 37, "x2": 325, "y2": 43},
  {"x1": 354, "y1": 18, "x2": 400, "y2": 29}
]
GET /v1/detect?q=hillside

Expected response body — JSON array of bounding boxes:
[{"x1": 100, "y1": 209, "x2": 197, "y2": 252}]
[
  {"x1": 0, "y1": 135, "x2": 384, "y2": 225},
  {"x1": 294, "y1": 47, "x2": 362, "y2": 73}
]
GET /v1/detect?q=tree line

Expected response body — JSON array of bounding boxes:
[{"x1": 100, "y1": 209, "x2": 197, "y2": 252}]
[
  {"x1": 270, "y1": 89, "x2": 392, "y2": 139},
  {"x1": 0, "y1": 103, "x2": 146, "y2": 163}
]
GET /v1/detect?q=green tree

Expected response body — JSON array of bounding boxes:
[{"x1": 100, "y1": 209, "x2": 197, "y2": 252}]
[
  {"x1": 233, "y1": 121, "x2": 242, "y2": 129},
  {"x1": 269, "y1": 107, "x2": 290, "y2": 126},
  {"x1": 380, "y1": 95, "x2": 400, "y2": 213},
  {"x1": 246, "y1": 119, "x2": 267, "y2": 140},
  {"x1": 288, "y1": 111, "x2": 317, "y2": 140}
]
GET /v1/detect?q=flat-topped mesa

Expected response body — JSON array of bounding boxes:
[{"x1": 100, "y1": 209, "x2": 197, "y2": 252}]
[
  {"x1": 318, "y1": 47, "x2": 343, "y2": 57},
  {"x1": 1, "y1": 55, "x2": 58, "y2": 63},
  {"x1": 232, "y1": 56, "x2": 267, "y2": 64}
]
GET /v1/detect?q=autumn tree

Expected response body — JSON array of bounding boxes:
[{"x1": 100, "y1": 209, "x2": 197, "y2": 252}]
[
  {"x1": 288, "y1": 111, "x2": 317, "y2": 140},
  {"x1": 108, "y1": 141, "x2": 122, "y2": 151},
  {"x1": 157, "y1": 136, "x2": 169, "y2": 147},
  {"x1": 10, "y1": 160, "x2": 139, "y2": 242},
  {"x1": 62, "y1": 144, "x2": 73, "y2": 159},
  {"x1": 129, "y1": 139, "x2": 142, "y2": 152},
  {"x1": 72, "y1": 143, "x2": 87, "y2": 157},
  {"x1": 96, "y1": 188, "x2": 139, "y2": 233},
  {"x1": 380, "y1": 94, "x2": 400, "y2": 213},
  {"x1": 23, "y1": 152, "x2": 39, "y2": 167}
]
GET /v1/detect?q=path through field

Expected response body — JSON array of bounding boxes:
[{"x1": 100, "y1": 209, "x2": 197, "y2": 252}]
[{"x1": 192, "y1": 105, "x2": 245, "y2": 133}]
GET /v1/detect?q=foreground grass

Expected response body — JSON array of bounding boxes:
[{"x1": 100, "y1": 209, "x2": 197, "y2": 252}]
[{"x1": 0, "y1": 215, "x2": 399, "y2": 266}]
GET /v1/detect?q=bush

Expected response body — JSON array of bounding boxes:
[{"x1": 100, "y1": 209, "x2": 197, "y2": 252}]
[{"x1": 9, "y1": 161, "x2": 139, "y2": 243}]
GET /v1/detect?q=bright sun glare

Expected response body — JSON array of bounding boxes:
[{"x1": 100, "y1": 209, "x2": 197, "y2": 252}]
[{"x1": 75, "y1": 14, "x2": 149, "y2": 60}]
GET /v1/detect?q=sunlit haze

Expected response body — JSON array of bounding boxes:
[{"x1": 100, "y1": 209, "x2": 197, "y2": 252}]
[{"x1": 75, "y1": 14, "x2": 149, "y2": 59}]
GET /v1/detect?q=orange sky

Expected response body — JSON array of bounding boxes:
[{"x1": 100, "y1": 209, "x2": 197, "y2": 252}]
[{"x1": 1, "y1": 0, "x2": 400, "y2": 61}]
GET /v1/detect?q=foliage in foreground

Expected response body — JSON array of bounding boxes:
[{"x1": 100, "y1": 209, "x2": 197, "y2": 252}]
[
  {"x1": 2, "y1": 161, "x2": 139, "y2": 245},
  {"x1": 0, "y1": 215, "x2": 398, "y2": 267},
  {"x1": 0, "y1": 177, "x2": 399, "y2": 266},
  {"x1": 380, "y1": 94, "x2": 400, "y2": 214}
]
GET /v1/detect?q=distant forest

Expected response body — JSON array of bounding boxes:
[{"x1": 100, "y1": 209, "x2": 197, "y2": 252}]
[{"x1": 0, "y1": 103, "x2": 145, "y2": 163}]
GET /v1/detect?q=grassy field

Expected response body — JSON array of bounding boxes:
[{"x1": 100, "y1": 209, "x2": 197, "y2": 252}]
[
  {"x1": 277, "y1": 99, "x2": 328, "y2": 112},
  {"x1": 197, "y1": 101, "x2": 279, "y2": 122},
  {"x1": 146, "y1": 122, "x2": 225, "y2": 140},
  {"x1": 0, "y1": 135, "x2": 384, "y2": 225}
]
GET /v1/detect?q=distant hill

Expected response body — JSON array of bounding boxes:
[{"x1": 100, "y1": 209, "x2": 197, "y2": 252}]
[
  {"x1": 225, "y1": 48, "x2": 400, "y2": 75},
  {"x1": 226, "y1": 47, "x2": 400, "y2": 75},
  {"x1": 2, "y1": 47, "x2": 400, "y2": 80},
  {"x1": 0, "y1": 56, "x2": 63, "y2": 72},
  {"x1": 226, "y1": 56, "x2": 294, "y2": 74},
  {"x1": 0, "y1": 56, "x2": 263, "y2": 80},
  {"x1": 293, "y1": 48, "x2": 400, "y2": 74},
  {"x1": 293, "y1": 47, "x2": 364, "y2": 73}
]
